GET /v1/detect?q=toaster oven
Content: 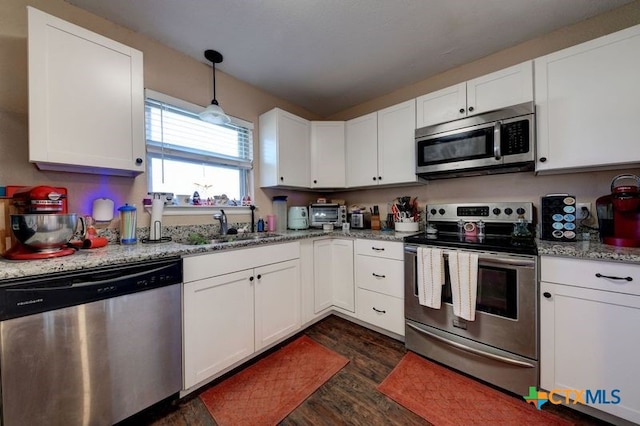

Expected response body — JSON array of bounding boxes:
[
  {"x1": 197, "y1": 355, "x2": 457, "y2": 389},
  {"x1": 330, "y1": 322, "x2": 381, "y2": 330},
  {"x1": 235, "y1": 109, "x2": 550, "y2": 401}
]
[{"x1": 309, "y1": 204, "x2": 347, "y2": 228}]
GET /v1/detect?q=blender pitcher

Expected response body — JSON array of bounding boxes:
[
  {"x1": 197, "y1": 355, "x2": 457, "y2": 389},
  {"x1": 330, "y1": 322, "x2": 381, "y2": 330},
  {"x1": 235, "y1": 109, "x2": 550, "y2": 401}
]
[{"x1": 118, "y1": 204, "x2": 137, "y2": 244}]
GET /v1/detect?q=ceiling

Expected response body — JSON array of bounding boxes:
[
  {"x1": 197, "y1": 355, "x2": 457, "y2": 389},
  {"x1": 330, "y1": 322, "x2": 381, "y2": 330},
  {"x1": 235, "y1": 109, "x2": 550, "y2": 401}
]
[{"x1": 65, "y1": 0, "x2": 633, "y2": 117}]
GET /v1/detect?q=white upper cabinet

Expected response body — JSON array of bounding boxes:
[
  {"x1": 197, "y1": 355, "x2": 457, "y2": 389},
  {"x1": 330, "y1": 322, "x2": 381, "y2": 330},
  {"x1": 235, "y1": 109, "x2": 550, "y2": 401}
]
[
  {"x1": 416, "y1": 61, "x2": 533, "y2": 128},
  {"x1": 535, "y1": 24, "x2": 640, "y2": 174},
  {"x1": 259, "y1": 108, "x2": 311, "y2": 188},
  {"x1": 28, "y1": 7, "x2": 145, "y2": 177},
  {"x1": 346, "y1": 99, "x2": 417, "y2": 187},
  {"x1": 345, "y1": 112, "x2": 378, "y2": 187},
  {"x1": 310, "y1": 121, "x2": 345, "y2": 188}
]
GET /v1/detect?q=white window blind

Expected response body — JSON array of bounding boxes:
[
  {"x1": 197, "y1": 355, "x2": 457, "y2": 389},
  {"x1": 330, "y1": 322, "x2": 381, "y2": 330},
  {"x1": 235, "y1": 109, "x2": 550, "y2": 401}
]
[{"x1": 145, "y1": 90, "x2": 253, "y2": 201}]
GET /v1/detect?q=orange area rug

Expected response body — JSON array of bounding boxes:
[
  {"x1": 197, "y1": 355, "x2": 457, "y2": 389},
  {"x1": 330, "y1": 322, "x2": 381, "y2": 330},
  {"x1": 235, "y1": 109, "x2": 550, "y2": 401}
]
[
  {"x1": 377, "y1": 352, "x2": 572, "y2": 426},
  {"x1": 199, "y1": 335, "x2": 349, "y2": 425}
]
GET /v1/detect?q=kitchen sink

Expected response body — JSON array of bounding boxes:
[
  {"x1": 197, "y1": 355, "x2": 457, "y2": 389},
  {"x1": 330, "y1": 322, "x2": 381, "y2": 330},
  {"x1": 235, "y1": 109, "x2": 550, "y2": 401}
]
[{"x1": 182, "y1": 232, "x2": 282, "y2": 245}]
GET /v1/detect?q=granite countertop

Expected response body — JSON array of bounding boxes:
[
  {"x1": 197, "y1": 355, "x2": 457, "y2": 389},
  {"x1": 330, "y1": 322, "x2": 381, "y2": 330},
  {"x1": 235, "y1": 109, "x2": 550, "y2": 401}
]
[
  {"x1": 0, "y1": 229, "x2": 410, "y2": 281},
  {"x1": 537, "y1": 239, "x2": 640, "y2": 264}
]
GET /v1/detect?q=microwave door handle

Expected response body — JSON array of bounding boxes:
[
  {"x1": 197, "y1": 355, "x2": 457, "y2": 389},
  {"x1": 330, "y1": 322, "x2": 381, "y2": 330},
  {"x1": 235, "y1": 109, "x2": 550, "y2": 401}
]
[{"x1": 493, "y1": 121, "x2": 501, "y2": 160}]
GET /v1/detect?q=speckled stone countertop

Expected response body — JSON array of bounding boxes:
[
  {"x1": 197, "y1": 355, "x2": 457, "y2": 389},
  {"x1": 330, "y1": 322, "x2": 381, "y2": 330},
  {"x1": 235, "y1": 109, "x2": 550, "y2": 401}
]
[
  {"x1": 537, "y1": 239, "x2": 640, "y2": 264},
  {"x1": 0, "y1": 229, "x2": 411, "y2": 281}
]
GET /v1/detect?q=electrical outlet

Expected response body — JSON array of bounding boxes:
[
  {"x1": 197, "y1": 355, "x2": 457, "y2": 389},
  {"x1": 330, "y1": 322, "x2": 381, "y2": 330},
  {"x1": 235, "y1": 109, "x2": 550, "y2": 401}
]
[{"x1": 576, "y1": 203, "x2": 592, "y2": 220}]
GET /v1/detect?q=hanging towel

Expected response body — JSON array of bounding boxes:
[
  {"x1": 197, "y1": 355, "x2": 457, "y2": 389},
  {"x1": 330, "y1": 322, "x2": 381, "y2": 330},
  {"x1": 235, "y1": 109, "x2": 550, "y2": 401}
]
[
  {"x1": 416, "y1": 247, "x2": 445, "y2": 309},
  {"x1": 448, "y1": 251, "x2": 479, "y2": 321}
]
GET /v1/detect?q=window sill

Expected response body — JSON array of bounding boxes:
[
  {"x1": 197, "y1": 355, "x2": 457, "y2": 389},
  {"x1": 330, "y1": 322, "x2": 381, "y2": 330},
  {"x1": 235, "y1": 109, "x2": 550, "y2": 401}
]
[{"x1": 144, "y1": 205, "x2": 255, "y2": 216}]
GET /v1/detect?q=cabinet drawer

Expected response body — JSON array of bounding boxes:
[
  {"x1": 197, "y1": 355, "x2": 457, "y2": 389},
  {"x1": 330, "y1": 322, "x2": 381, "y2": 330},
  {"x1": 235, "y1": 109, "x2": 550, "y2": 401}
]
[
  {"x1": 356, "y1": 255, "x2": 404, "y2": 298},
  {"x1": 184, "y1": 242, "x2": 300, "y2": 283},
  {"x1": 356, "y1": 289, "x2": 404, "y2": 336},
  {"x1": 541, "y1": 256, "x2": 640, "y2": 296},
  {"x1": 355, "y1": 239, "x2": 403, "y2": 260}
]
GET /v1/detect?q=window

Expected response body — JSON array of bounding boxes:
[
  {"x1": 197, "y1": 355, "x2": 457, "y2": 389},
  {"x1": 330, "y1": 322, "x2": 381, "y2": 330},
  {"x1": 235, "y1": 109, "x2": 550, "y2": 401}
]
[{"x1": 145, "y1": 90, "x2": 253, "y2": 204}]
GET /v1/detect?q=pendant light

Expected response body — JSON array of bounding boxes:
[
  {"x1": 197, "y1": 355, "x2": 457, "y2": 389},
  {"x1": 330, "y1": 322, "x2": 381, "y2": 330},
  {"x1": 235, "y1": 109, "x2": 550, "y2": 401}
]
[{"x1": 199, "y1": 49, "x2": 231, "y2": 125}]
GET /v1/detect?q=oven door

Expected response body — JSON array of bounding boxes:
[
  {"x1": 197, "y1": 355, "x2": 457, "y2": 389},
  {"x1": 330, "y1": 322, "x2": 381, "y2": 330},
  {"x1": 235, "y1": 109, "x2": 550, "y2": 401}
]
[
  {"x1": 404, "y1": 245, "x2": 538, "y2": 359},
  {"x1": 309, "y1": 204, "x2": 339, "y2": 227}
]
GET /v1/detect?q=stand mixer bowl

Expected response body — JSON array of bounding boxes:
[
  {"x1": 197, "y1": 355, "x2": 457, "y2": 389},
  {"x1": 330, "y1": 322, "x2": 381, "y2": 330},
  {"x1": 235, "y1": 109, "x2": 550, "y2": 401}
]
[{"x1": 10, "y1": 214, "x2": 78, "y2": 252}]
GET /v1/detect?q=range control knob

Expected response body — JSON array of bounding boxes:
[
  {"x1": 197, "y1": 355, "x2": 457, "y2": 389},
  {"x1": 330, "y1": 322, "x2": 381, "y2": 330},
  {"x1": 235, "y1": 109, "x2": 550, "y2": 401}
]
[
  {"x1": 438, "y1": 208, "x2": 446, "y2": 215},
  {"x1": 504, "y1": 208, "x2": 513, "y2": 215},
  {"x1": 516, "y1": 207, "x2": 526, "y2": 215},
  {"x1": 492, "y1": 208, "x2": 501, "y2": 215}
]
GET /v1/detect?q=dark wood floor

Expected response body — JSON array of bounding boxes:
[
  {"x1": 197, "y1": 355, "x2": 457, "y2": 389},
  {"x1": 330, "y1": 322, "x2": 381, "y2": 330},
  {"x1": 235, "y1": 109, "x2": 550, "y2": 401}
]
[{"x1": 121, "y1": 315, "x2": 611, "y2": 426}]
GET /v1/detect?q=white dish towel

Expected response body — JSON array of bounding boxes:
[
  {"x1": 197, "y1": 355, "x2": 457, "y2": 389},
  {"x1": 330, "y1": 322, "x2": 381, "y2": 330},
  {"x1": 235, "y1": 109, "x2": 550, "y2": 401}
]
[
  {"x1": 416, "y1": 247, "x2": 445, "y2": 308},
  {"x1": 448, "y1": 250, "x2": 479, "y2": 321}
]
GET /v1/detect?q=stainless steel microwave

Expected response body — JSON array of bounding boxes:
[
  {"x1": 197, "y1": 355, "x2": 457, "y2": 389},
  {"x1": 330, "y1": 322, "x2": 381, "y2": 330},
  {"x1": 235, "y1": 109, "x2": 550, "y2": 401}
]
[{"x1": 415, "y1": 102, "x2": 535, "y2": 180}]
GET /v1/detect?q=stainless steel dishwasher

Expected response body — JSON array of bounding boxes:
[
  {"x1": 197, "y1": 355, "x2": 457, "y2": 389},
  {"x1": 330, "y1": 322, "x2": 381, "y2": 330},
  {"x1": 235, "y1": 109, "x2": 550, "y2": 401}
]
[{"x1": 0, "y1": 257, "x2": 183, "y2": 426}]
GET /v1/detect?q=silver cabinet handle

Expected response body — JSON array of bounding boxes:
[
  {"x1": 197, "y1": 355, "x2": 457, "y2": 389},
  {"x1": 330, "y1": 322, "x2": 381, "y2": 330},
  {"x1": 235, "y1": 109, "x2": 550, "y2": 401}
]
[
  {"x1": 372, "y1": 273, "x2": 386, "y2": 278},
  {"x1": 406, "y1": 322, "x2": 535, "y2": 368},
  {"x1": 595, "y1": 273, "x2": 632, "y2": 282}
]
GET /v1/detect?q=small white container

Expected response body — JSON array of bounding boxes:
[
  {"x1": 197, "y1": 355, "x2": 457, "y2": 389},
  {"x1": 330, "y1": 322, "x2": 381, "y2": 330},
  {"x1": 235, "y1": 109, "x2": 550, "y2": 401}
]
[
  {"x1": 394, "y1": 221, "x2": 419, "y2": 233},
  {"x1": 323, "y1": 223, "x2": 334, "y2": 232}
]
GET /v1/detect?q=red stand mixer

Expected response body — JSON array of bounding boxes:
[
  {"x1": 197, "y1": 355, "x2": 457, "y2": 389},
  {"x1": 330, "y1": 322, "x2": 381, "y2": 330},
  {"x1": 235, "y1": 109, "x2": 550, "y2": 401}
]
[
  {"x1": 596, "y1": 174, "x2": 640, "y2": 247},
  {"x1": 3, "y1": 186, "x2": 77, "y2": 260}
]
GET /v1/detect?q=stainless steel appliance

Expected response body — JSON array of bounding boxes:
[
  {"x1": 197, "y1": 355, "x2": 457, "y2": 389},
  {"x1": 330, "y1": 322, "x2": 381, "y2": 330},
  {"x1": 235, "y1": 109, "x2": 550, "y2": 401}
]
[
  {"x1": 309, "y1": 203, "x2": 347, "y2": 228},
  {"x1": 350, "y1": 212, "x2": 365, "y2": 229},
  {"x1": 415, "y1": 102, "x2": 535, "y2": 180},
  {"x1": 288, "y1": 206, "x2": 309, "y2": 229},
  {"x1": 0, "y1": 258, "x2": 183, "y2": 425},
  {"x1": 404, "y1": 202, "x2": 538, "y2": 395}
]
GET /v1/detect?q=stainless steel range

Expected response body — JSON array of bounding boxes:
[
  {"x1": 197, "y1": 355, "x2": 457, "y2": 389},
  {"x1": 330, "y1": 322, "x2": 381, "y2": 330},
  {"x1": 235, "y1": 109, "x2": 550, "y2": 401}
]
[{"x1": 404, "y1": 202, "x2": 538, "y2": 396}]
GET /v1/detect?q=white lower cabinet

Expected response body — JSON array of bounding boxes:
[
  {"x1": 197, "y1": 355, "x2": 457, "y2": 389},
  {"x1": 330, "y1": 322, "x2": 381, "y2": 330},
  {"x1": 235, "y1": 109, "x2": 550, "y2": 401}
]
[
  {"x1": 540, "y1": 256, "x2": 640, "y2": 424},
  {"x1": 355, "y1": 239, "x2": 405, "y2": 336},
  {"x1": 313, "y1": 238, "x2": 355, "y2": 314},
  {"x1": 182, "y1": 243, "x2": 301, "y2": 390}
]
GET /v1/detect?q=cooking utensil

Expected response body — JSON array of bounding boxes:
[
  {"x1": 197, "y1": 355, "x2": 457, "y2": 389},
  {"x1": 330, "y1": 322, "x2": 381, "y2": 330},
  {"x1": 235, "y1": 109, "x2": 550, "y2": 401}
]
[{"x1": 10, "y1": 213, "x2": 77, "y2": 251}]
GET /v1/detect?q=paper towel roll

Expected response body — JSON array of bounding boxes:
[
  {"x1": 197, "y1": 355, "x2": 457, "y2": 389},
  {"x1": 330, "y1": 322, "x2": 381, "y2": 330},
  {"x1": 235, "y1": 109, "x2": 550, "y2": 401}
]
[
  {"x1": 149, "y1": 198, "x2": 165, "y2": 240},
  {"x1": 93, "y1": 198, "x2": 114, "y2": 222}
]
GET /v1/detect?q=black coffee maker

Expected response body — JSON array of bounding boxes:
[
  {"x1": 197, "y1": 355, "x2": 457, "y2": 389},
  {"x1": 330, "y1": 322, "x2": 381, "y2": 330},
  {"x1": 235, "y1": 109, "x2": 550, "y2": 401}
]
[{"x1": 596, "y1": 174, "x2": 640, "y2": 247}]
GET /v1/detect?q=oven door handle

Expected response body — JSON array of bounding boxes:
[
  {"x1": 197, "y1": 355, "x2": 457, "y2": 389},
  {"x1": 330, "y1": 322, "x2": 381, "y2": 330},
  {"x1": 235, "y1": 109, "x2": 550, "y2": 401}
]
[
  {"x1": 405, "y1": 247, "x2": 534, "y2": 268},
  {"x1": 406, "y1": 322, "x2": 536, "y2": 368}
]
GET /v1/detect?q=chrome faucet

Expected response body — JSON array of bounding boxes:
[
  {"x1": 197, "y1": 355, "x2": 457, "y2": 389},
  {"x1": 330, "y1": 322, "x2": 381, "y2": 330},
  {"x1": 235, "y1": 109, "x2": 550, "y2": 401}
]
[{"x1": 213, "y1": 209, "x2": 228, "y2": 235}]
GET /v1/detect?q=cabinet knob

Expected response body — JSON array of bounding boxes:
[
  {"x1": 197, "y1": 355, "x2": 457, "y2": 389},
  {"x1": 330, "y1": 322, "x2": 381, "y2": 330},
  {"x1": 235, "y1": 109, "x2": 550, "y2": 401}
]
[
  {"x1": 280, "y1": 176, "x2": 284, "y2": 181},
  {"x1": 257, "y1": 274, "x2": 262, "y2": 280},
  {"x1": 459, "y1": 108, "x2": 465, "y2": 114},
  {"x1": 539, "y1": 157, "x2": 547, "y2": 163},
  {"x1": 543, "y1": 292, "x2": 552, "y2": 298},
  {"x1": 249, "y1": 276, "x2": 254, "y2": 281},
  {"x1": 378, "y1": 176, "x2": 382, "y2": 181},
  {"x1": 468, "y1": 106, "x2": 474, "y2": 112},
  {"x1": 135, "y1": 158, "x2": 143, "y2": 165},
  {"x1": 313, "y1": 179, "x2": 317, "y2": 184},
  {"x1": 372, "y1": 176, "x2": 377, "y2": 181}
]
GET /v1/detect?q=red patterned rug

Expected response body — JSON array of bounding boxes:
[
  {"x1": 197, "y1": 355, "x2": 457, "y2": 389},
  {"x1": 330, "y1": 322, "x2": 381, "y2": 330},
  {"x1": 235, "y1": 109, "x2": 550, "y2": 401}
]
[
  {"x1": 199, "y1": 335, "x2": 349, "y2": 425},
  {"x1": 377, "y1": 352, "x2": 572, "y2": 426}
]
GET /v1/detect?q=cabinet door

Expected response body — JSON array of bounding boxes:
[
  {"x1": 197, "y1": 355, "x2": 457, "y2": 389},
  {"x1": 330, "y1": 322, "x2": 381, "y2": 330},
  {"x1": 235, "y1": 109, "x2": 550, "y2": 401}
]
[
  {"x1": 331, "y1": 239, "x2": 355, "y2": 312},
  {"x1": 313, "y1": 239, "x2": 334, "y2": 313},
  {"x1": 466, "y1": 61, "x2": 533, "y2": 115},
  {"x1": 310, "y1": 121, "x2": 346, "y2": 188},
  {"x1": 259, "y1": 108, "x2": 310, "y2": 188},
  {"x1": 183, "y1": 271, "x2": 254, "y2": 389},
  {"x1": 254, "y1": 259, "x2": 301, "y2": 350},
  {"x1": 377, "y1": 99, "x2": 417, "y2": 186},
  {"x1": 28, "y1": 7, "x2": 144, "y2": 177},
  {"x1": 345, "y1": 112, "x2": 378, "y2": 187},
  {"x1": 415, "y1": 82, "x2": 466, "y2": 128},
  {"x1": 535, "y1": 25, "x2": 640, "y2": 173},
  {"x1": 540, "y1": 281, "x2": 640, "y2": 424}
]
